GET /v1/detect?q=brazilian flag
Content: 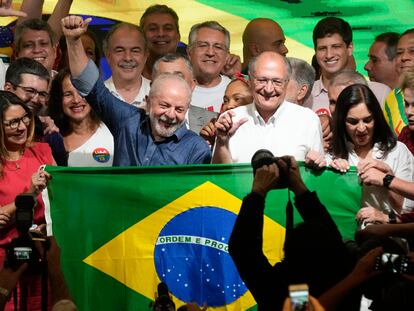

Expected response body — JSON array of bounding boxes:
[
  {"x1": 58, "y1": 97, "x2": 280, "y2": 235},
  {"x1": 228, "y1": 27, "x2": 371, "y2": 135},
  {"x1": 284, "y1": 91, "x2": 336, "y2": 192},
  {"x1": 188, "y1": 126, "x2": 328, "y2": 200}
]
[{"x1": 43, "y1": 163, "x2": 361, "y2": 310}]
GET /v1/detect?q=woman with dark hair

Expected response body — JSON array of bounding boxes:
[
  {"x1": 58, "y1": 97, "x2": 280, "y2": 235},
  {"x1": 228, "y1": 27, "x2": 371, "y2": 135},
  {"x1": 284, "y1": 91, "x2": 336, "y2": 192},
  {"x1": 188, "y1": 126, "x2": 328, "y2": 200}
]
[
  {"x1": 0, "y1": 91, "x2": 54, "y2": 309},
  {"x1": 48, "y1": 69, "x2": 113, "y2": 166},
  {"x1": 329, "y1": 84, "x2": 414, "y2": 223}
]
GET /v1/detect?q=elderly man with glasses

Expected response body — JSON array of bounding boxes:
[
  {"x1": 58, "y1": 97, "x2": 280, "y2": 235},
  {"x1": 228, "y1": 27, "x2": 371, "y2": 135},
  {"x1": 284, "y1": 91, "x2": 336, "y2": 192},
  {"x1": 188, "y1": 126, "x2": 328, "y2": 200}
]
[
  {"x1": 212, "y1": 51, "x2": 324, "y2": 164},
  {"x1": 187, "y1": 21, "x2": 233, "y2": 113}
]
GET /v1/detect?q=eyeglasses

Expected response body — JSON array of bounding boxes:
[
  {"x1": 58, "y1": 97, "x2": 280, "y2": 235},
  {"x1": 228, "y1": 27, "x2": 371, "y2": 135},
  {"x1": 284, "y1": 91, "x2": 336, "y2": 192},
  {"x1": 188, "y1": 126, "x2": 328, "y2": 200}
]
[
  {"x1": 191, "y1": 41, "x2": 228, "y2": 53},
  {"x1": 3, "y1": 114, "x2": 31, "y2": 129},
  {"x1": 252, "y1": 76, "x2": 289, "y2": 88},
  {"x1": 14, "y1": 85, "x2": 49, "y2": 102}
]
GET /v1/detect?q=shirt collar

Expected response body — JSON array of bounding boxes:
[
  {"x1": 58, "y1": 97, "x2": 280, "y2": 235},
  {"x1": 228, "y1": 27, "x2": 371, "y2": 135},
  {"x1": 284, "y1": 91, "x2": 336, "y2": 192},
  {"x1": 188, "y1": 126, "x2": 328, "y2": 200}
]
[
  {"x1": 313, "y1": 79, "x2": 328, "y2": 97},
  {"x1": 252, "y1": 101, "x2": 286, "y2": 126}
]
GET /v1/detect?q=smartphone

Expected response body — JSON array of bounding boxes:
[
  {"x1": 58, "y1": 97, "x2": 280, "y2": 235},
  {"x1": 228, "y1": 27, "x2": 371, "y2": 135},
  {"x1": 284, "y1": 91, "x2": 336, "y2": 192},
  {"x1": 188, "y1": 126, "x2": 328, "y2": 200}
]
[{"x1": 289, "y1": 284, "x2": 309, "y2": 311}]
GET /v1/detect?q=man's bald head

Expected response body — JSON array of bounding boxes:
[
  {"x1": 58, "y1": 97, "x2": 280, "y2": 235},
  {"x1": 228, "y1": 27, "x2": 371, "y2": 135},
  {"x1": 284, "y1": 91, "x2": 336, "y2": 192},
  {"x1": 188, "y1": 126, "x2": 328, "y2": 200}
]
[{"x1": 242, "y1": 18, "x2": 288, "y2": 68}]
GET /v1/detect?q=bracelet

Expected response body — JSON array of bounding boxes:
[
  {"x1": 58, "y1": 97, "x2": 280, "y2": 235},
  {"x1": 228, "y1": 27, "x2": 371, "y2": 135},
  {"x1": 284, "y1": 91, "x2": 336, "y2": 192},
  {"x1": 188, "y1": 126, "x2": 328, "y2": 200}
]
[{"x1": 0, "y1": 286, "x2": 9, "y2": 298}]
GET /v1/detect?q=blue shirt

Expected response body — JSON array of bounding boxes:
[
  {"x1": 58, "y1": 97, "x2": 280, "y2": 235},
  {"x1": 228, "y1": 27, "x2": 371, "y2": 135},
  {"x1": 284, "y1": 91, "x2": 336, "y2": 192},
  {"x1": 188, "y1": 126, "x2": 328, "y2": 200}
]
[{"x1": 72, "y1": 60, "x2": 211, "y2": 166}]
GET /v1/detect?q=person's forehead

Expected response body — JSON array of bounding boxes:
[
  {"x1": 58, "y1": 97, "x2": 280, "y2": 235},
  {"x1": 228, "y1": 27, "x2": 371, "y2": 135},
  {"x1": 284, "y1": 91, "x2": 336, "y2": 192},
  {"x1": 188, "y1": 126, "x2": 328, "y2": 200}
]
[
  {"x1": 316, "y1": 33, "x2": 346, "y2": 47},
  {"x1": 109, "y1": 26, "x2": 145, "y2": 46},
  {"x1": 158, "y1": 59, "x2": 187, "y2": 73},
  {"x1": 143, "y1": 13, "x2": 177, "y2": 28},
  {"x1": 254, "y1": 55, "x2": 287, "y2": 76},
  {"x1": 398, "y1": 33, "x2": 414, "y2": 48},
  {"x1": 20, "y1": 73, "x2": 48, "y2": 89},
  {"x1": 266, "y1": 23, "x2": 285, "y2": 40},
  {"x1": 21, "y1": 29, "x2": 52, "y2": 43},
  {"x1": 195, "y1": 27, "x2": 225, "y2": 43},
  {"x1": 370, "y1": 41, "x2": 387, "y2": 55},
  {"x1": 226, "y1": 80, "x2": 249, "y2": 93},
  {"x1": 4, "y1": 104, "x2": 26, "y2": 118}
]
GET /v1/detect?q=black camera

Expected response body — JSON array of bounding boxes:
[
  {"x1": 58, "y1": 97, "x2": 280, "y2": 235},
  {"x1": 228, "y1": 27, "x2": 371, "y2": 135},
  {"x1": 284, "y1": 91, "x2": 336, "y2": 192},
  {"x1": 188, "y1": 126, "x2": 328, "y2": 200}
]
[
  {"x1": 251, "y1": 149, "x2": 290, "y2": 188},
  {"x1": 375, "y1": 253, "x2": 414, "y2": 275},
  {"x1": 5, "y1": 194, "x2": 44, "y2": 273},
  {"x1": 151, "y1": 282, "x2": 175, "y2": 311}
]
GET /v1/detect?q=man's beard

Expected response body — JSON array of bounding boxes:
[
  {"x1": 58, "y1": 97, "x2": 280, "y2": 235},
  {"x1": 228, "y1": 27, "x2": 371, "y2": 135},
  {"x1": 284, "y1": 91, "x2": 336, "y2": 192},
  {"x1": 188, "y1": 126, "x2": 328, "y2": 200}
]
[{"x1": 150, "y1": 112, "x2": 183, "y2": 139}]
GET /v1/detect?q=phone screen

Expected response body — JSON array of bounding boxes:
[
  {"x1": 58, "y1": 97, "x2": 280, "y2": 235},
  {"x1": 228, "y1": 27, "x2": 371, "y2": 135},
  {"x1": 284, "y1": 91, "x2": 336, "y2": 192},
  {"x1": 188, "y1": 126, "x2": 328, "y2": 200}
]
[{"x1": 289, "y1": 284, "x2": 309, "y2": 311}]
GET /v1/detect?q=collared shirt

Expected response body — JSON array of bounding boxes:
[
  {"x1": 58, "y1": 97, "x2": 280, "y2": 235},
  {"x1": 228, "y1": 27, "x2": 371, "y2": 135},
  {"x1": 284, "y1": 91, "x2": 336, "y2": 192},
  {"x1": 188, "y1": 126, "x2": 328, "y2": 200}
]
[
  {"x1": 104, "y1": 75, "x2": 151, "y2": 108},
  {"x1": 72, "y1": 60, "x2": 211, "y2": 166},
  {"x1": 306, "y1": 79, "x2": 391, "y2": 115},
  {"x1": 219, "y1": 102, "x2": 324, "y2": 163}
]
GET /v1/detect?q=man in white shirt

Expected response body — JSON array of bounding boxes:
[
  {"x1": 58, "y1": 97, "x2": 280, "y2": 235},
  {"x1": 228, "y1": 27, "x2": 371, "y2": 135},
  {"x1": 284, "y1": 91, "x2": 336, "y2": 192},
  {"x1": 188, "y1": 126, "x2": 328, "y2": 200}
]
[
  {"x1": 103, "y1": 23, "x2": 150, "y2": 108},
  {"x1": 187, "y1": 21, "x2": 231, "y2": 113},
  {"x1": 212, "y1": 51, "x2": 324, "y2": 164}
]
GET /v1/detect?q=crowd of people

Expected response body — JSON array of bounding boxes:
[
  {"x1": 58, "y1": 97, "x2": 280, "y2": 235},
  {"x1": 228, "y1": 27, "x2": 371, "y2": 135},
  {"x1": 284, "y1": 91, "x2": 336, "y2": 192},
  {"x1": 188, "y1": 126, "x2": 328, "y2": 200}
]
[{"x1": 0, "y1": 0, "x2": 414, "y2": 310}]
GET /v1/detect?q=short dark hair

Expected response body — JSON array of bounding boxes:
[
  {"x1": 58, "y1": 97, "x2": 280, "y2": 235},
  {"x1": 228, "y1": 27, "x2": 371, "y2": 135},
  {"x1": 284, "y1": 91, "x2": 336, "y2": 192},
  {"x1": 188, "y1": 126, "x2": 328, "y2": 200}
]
[
  {"x1": 14, "y1": 18, "x2": 56, "y2": 54},
  {"x1": 5, "y1": 57, "x2": 50, "y2": 86},
  {"x1": 331, "y1": 84, "x2": 396, "y2": 159},
  {"x1": 139, "y1": 4, "x2": 180, "y2": 34},
  {"x1": 312, "y1": 17, "x2": 352, "y2": 48},
  {"x1": 374, "y1": 32, "x2": 400, "y2": 61},
  {"x1": 48, "y1": 68, "x2": 100, "y2": 135},
  {"x1": 401, "y1": 28, "x2": 414, "y2": 37}
]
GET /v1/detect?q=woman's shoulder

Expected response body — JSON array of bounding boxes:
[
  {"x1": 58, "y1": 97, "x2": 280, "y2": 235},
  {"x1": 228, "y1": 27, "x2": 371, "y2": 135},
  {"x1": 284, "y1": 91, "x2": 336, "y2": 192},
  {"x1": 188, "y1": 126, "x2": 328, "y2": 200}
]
[
  {"x1": 30, "y1": 142, "x2": 52, "y2": 153},
  {"x1": 27, "y1": 142, "x2": 53, "y2": 164}
]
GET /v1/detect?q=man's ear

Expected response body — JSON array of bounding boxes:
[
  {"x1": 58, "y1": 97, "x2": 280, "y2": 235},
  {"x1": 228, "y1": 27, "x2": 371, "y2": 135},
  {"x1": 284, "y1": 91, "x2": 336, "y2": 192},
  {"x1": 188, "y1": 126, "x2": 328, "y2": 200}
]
[
  {"x1": 4, "y1": 82, "x2": 13, "y2": 92},
  {"x1": 347, "y1": 42, "x2": 354, "y2": 56},
  {"x1": 297, "y1": 84, "x2": 309, "y2": 103}
]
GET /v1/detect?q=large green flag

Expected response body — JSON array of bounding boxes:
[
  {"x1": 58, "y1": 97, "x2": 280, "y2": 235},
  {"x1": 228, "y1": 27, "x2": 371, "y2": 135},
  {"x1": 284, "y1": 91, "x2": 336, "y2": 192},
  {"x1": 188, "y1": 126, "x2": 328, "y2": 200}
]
[{"x1": 44, "y1": 163, "x2": 361, "y2": 310}]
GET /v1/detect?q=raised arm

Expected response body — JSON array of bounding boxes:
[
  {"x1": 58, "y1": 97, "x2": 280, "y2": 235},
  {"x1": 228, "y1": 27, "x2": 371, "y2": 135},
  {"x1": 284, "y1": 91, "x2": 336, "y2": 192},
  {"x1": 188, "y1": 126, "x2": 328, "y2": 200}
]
[
  {"x1": 0, "y1": 0, "x2": 27, "y2": 17},
  {"x1": 18, "y1": 0, "x2": 73, "y2": 41},
  {"x1": 61, "y1": 15, "x2": 91, "y2": 78}
]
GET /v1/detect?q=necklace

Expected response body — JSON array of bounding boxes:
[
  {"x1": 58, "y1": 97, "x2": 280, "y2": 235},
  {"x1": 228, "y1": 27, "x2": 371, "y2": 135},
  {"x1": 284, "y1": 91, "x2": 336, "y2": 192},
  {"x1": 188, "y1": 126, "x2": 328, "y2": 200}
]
[{"x1": 5, "y1": 149, "x2": 24, "y2": 171}]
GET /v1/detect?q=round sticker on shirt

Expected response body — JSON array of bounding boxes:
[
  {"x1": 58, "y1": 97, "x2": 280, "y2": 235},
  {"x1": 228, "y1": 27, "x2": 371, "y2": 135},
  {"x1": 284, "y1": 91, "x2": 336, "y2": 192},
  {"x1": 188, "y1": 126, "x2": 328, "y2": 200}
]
[
  {"x1": 92, "y1": 148, "x2": 110, "y2": 163},
  {"x1": 315, "y1": 108, "x2": 330, "y2": 116}
]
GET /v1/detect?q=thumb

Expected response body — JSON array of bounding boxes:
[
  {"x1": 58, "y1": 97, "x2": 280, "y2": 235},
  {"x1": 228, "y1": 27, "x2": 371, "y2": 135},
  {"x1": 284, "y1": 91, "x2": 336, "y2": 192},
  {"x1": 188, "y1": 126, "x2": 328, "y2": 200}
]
[
  {"x1": 2, "y1": 9, "x2": 27, "y2": 17},
  {"x1": 234, "y1": 117, "x2": 248, "y2": 130},
  {"x1": 83, "y1": 17, "x2": 92, "y2": 28}
]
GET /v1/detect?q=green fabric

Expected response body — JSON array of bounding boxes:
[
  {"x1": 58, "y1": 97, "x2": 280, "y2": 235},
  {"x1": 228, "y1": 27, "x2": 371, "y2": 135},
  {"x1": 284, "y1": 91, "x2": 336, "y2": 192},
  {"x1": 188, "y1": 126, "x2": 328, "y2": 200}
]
[
  {"x1": 45, "y1": 163, "x2": 361, "y2": 310},
  {"x1": 197, "y1": 0, "x2": 413, "y2": 75}
]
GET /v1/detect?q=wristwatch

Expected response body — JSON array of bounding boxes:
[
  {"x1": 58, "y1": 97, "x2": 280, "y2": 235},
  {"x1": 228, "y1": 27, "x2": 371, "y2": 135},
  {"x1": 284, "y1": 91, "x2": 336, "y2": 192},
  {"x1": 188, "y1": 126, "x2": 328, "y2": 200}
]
[{"x1": 383, "y1": 174, "x2": 395, "y2": 188}]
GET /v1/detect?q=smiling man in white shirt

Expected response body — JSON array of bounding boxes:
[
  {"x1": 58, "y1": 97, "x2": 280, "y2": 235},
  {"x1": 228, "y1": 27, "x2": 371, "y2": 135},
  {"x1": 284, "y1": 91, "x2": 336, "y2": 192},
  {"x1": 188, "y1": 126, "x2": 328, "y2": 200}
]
[{"x1": 212, "y1": 51, "x2": 323, "y2": 164}]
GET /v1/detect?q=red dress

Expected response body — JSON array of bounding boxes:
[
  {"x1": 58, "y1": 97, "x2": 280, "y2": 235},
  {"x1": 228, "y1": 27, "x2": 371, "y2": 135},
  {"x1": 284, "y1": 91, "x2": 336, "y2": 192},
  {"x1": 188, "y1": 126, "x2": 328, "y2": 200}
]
[{"x1": 0, "y1": 142, "x2": 53, "y2": 310}]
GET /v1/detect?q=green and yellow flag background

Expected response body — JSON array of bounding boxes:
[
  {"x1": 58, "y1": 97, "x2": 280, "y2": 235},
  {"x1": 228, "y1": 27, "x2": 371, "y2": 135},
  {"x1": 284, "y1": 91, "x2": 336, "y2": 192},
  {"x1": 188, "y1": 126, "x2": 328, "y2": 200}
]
[
  {"x1": 3, "y1": 1, "x2": 414, "y2": 75},
  {"x1": 44, "y1": 164, "x2": 361, "y2": 310}
]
